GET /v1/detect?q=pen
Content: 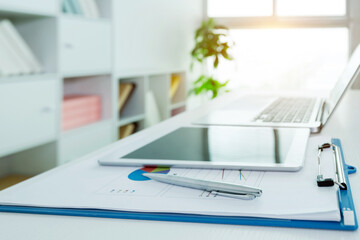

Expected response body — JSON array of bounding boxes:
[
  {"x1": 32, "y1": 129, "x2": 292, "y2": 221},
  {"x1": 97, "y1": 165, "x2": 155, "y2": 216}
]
[{"x1": 142, "y1": 173, "x2": 262, "y2": 200}]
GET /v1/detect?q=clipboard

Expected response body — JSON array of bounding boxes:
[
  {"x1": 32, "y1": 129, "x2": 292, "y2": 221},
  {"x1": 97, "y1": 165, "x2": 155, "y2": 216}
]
[{"x1": 0, "y1": 138, "x2": 357, "y2": 231}]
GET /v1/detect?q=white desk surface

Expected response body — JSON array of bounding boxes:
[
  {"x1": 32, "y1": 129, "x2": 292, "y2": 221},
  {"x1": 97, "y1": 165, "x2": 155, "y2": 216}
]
[{"x1": 1, "y1": 90, "x2": 359, "y2": 240}]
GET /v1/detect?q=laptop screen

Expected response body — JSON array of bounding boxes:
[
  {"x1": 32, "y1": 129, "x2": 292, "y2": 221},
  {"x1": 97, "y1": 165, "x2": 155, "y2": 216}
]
[{"x1": 325, "y1": 45, "x2": 360, "y2": 121}]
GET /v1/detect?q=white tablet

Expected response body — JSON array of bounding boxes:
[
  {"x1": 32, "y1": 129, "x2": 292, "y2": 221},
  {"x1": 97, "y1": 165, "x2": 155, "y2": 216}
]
[{"x1": 99, "y1": 126, "x2": 310, "y2": 171}]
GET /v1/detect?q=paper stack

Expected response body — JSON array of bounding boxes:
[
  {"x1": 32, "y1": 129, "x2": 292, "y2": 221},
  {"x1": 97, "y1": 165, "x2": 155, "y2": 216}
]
[
  {"x1": 0, "y1": 137, "x2": 342, "y2": 222},
  {"x1": 62, "y1": 95, "x2": 101, "y2": 131}
]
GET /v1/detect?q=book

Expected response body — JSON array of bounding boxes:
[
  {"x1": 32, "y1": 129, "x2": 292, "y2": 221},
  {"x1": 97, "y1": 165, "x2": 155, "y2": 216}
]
[
  {"x1": 77, "y1": 0, "x2": 93, "y2": 18},
  {"x1": 87, "y1": 0, "x2": 100, "y2": 18},
  {"x1": 63, "y1": 0, "x2": 99, "y2": 18},
  {"x1": 63, "y1": 95, "x2": 101, "y2": 112},
  {"x1": 63, "y1": 104, "x2": 101, "y2": 122},
  {"x1": 0, "y1": 24, "x2": 18, "y2": 76},
  {"x1": 0, "y1": 19, "x2": 42, "y2": 74},
  {"x1": 62, "y1": 95, "x2": 102, "y2": 131},
  {"x1": 118, "y1": 83, "x2": 135, "y2": 112},
  {"x1": 0, "y1": 20, "x2": 32, "y2": 75},
  {"x1": 169, "y1": 74, "x2": 181, "y2": 99},
  {"x1": 119, "y1": 123, "x2": 137, "y2": 139},
  {"x1": 69, "y1": 0, "x2": 83, "y2": 14},
  {"x1": 62, "y1": 0, "x2": 75, "y2": 14},
  {"x1": 0, "y1": 175, "x2": 32, "y2": 191},
  {"x1": 171, "y1": 106, "x2": 186, "y2": 117}
]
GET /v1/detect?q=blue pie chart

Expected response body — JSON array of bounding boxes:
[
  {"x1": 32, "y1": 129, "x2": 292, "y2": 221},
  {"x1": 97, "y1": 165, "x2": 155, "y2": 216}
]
[{"x1": 128, "y1": 166, "x2": 170, "y2": 181}]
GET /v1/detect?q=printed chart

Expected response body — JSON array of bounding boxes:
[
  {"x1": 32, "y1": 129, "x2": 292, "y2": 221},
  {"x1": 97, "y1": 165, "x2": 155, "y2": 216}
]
[
  {"x1": 162, "y1": 168, "x2": 265, "y2": 199},
  {"x1": 98, "y1": 167, "x2": 265, "y2": 200},
  {"x1": 128, "y1": 166, "x2": 170, "y2": 181}
]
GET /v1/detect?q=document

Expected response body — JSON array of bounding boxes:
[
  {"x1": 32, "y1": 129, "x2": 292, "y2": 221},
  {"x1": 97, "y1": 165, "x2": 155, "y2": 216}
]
[{"x1": 0, "y1": 136, "x2": 340, "y2": 222}]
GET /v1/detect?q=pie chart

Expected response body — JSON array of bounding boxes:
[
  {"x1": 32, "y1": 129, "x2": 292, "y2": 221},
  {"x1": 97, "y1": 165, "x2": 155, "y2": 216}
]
[{"x1": 128, "y1": 166, "x2": 170, "y2": 181}]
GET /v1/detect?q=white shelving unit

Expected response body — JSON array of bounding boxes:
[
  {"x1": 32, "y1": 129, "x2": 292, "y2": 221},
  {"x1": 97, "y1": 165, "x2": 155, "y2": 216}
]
[
  {"x1": 0, "y1": 3, "x2": 59, "y2": 163},
  {"x1": 59, "y1": 74, "x2": 114, "y2": 164},
  {"x1": 0, "y1": 0, "x2": 58, "y2": 17},
  {"x1": 0, "y1": 0, "x2": 196, "y2": 176},
  {"x1": 116, "y1": 71, "x2": 187, "y2": 137}
]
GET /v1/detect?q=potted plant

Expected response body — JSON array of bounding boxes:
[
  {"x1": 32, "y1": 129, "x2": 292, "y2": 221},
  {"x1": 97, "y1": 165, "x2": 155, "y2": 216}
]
[{"x1": 189, "y1": 18, "x2": 234, "y2": 99}]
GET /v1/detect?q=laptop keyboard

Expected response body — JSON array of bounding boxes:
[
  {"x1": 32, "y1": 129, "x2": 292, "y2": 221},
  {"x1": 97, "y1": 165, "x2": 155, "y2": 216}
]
[{"x1": 254, "y1": 98, "x2": 316, "y2": 123}]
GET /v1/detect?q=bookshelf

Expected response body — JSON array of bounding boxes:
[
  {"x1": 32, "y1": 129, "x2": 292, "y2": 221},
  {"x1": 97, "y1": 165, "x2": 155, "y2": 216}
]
[
  {"x1": 0, "y1": 0, "x2": 200, "y2": 176},
  {"x1": 115, "y1": 71, "x2": 187, "y2": 138}
]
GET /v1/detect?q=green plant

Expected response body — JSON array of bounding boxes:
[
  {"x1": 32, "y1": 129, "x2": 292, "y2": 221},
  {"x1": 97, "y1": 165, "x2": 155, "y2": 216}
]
[
  {"x1": 188, "y1": 75, "x2": 229, "y2": 99},
  {"x1": 189, "y1": 18, "x2": 234, "y2": 99}
]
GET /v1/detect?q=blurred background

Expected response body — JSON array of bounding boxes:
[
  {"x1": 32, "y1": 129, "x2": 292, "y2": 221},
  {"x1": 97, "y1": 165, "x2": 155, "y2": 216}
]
[{"x1": 0, "y1": 0, "x2": 359, "y2": 189}]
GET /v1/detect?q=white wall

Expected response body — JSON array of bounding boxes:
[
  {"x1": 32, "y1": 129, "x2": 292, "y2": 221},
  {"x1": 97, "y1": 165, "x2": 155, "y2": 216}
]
[{"x1": 113, "y1": 0, "x2": 204, "y2": 73}]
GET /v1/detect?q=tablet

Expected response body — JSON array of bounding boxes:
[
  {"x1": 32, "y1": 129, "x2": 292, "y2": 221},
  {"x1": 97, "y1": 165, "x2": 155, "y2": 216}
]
[{"x1": 99, "y1": 126, "x2": 310, "y2": 171}]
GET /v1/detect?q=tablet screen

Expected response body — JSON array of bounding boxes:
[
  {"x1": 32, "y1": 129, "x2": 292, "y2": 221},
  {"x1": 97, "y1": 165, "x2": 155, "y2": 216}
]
[{"x1": 122, "y1": 127, "x2": 295, "y2": 164}]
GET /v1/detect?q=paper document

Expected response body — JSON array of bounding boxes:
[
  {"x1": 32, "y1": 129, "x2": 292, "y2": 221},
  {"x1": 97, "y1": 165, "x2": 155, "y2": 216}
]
[{"x1": 0, "y1": 137, "x2": 340, "y2": 221}]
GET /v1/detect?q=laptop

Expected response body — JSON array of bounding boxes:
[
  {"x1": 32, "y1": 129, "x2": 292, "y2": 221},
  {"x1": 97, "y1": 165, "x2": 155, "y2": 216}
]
[{"x1": 193, "y1": 44, "x2": 360, "y2": 133}]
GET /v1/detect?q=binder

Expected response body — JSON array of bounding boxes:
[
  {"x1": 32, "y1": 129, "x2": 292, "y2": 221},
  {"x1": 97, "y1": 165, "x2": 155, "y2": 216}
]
[{"x1": 0, "y1": 138, "x2": 357, "y2": 231}]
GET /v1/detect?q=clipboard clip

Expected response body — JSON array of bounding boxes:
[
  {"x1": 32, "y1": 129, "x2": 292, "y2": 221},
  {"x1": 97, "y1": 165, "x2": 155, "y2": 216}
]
[{"x1": 317, "y1": 143, "x2": 347, "y2": 190}]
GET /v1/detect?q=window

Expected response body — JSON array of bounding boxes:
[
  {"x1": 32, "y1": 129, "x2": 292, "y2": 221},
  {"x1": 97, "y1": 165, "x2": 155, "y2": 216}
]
[
  {"x1": 276, "y1": 0, "x2": 346, "y2": 16},
  {"x1": 206, "y1": 0, "x2": 356, "y2": 92},
  {"x1": 208, "y1": 0, "x2": 273, "y2": 17}
]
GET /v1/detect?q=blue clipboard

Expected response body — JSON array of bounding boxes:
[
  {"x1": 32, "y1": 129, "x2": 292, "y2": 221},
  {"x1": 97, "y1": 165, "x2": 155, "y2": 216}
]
[{"x1": 0, "y1": 138, "x2": 357, "y2": 230}]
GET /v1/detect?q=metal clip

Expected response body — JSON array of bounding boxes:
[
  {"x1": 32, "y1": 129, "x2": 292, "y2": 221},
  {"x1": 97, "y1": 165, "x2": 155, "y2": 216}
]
[{"x1": 317, "y1": 143, "x2": 347, "y2": 190}]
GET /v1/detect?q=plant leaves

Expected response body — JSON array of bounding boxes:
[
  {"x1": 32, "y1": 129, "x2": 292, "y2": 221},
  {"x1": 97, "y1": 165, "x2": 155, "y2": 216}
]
[
  {"x1": 214, "y1": 56, "x2": 219, "y2": 68},
  {"x1": 190, "y1": 18, "x2": 234, "y2": 67},
  {"x1": 189, "y1": 75, "x2": 230, "y2": 99},
  {"x1": 189, "y1": 18, "x2": 234, "y2": 99}
]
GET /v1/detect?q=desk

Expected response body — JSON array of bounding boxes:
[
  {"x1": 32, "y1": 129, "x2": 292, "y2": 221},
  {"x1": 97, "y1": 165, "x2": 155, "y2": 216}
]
[{"x1": 0, "y1": 90, "x2": 359, "y2": 240}]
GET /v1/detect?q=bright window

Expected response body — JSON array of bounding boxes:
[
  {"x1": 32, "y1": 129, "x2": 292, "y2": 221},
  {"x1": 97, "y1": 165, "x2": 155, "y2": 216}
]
[
  {"x1": 211, "y1": 28, "x2": 348, "y2": 91},
  {"x1": 208, "y1": 0, "x2": 273, "y2": 17},
  {"x1": 277, "y1": 0, "x2": 346, "y2": 16},
  {"x1": 206, "y1": 0, "x2": 351, "y2": 92}
]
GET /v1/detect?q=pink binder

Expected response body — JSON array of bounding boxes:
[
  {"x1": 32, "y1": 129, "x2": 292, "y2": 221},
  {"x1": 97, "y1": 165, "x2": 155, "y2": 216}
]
[{"x1": 62, "y1": 95, "x2": 101, "y2": 131}]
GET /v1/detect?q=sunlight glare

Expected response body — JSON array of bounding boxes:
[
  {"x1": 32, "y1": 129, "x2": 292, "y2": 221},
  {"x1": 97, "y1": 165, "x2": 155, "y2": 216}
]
[
  {"x1": 208, "y1": 0, "x2": 272, "y2": 17},
  {"x1": 277, "y1": 0, "x2": 346, "y2": 16},
  {"x1": 210, "y1": 28, "x2": 348, "y2": 92}
]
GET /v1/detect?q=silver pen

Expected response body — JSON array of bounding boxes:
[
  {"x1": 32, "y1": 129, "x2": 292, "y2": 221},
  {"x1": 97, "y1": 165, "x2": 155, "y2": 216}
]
[{"x1": 142, "y1": 173, "x2": 262, "y2": 200}]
